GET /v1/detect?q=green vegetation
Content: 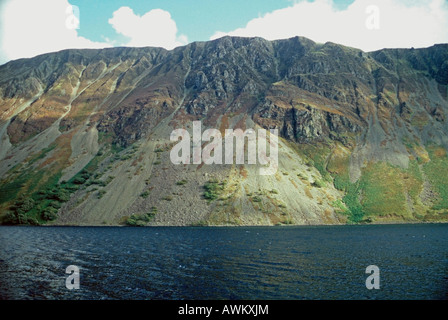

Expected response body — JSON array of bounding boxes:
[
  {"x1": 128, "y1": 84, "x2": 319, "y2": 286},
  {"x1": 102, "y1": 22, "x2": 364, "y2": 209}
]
[
  {"x1": 140, "y1": 190, "x2": 150, "y2": 198},
  {"x1": 330, "y1": 158, "x2": 429, "y2": 223},
  {"x1": 406, "y1": 160, "x2": 424, "y2": 197},
  {"x1": 3, "y1": 197, "x2": 40, "y2": 225},
  {"x1": 299, "y1": 143, "x2": 333, "y2": 182},
  {"x1": 111, "y1": 142, "x2": 126, "y2": 154},
  {"x1": 203, "y1": 179, "x2": 227, "y2": 201},
  {"x1": 331, "y1": 199, "x2": 346, "y2": 212},
  {"x1": 97, "y1": 190, "x2": 106, "y2": 199},
  {"x1": 423, "y1": 146, "x2": 448, "y2": 210},
  {"x1": 72, "y1": 177, "x2": 86, "y2": 185},
  {"x1": 125, "y1": 207, "x2": 158, "y2": 226},
  {"x1": 120, "y1": 154, "x2": 133, "y2": 161},
  {"x1": 0, "y1": 145, "x2": 57, "y2": 205},
  {"x1": 190, "y1": 220, "x2": 209, "y2": 227},
  {"x1": 110, "y1": 143, "x2": 140, "y2": 162},
  {"x1": 312, "y1": 178, "x2": 326, "y2": 188},
  {"x1": 1, "y1": 145, "x2": 112, "y2": 225},
  {"x1": 0, "y1": 173, "x2": 29, "y2": 205},
  {"x1": 176, "y1": 179, "x2": 188, "y2": 186},
  {"x1": 33, "y1": 144, "x2": 57, "y2": 161},
  {"x1": 341, "y1": 180, "x2": 365, "y2": 223},
  {"x1": 360, "y1": 162, "x2": 407, "y2": 218},
  {"x1": 328, "y1": 148, "x2": 365, "y2": 223},
  {"x1": 2, "y1": 172, "x2": 70, "y2": 225}
]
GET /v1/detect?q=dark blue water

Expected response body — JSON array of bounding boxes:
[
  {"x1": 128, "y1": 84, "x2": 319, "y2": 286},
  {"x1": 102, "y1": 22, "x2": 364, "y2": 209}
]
[{"x1": 0, "y1": 224, "x2": 447, "y2": 300}]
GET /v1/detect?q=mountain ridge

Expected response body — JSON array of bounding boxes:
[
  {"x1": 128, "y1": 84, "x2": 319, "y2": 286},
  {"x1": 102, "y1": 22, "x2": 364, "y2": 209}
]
[{"x1": 1, "y1": 35, "x2": 448, "y2": 226}]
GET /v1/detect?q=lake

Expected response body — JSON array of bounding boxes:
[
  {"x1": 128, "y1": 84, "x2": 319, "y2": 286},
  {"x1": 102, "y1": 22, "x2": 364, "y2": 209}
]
[{"x1": 0, "y1": 224, "x2": 447, "y2": 300}]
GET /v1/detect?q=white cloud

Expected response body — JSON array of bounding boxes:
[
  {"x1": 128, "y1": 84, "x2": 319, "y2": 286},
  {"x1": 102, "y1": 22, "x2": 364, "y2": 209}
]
[
  {"x1": 108, "y1": 7, "x2": 188, "y2": 50},
  {"x1": 0, "y1": 0, "x2": 446, "y2": 66},
  {"x1": 0, "y1": 0, "x2": 110, "y2": 65},
  {"x1": 210, "y1": 0, "x2": 448, "y2": 51}
]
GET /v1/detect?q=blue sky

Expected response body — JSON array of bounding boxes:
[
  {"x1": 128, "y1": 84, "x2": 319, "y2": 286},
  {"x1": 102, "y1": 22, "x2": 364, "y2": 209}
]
[
  {"x1": 0, "y1": 0, "x2": 447, "y2": 65},
  {"x1": 71, "y1": 0, "x2": 299, "y2": 43},
  {"x1": 69, "y1": 0, "x2": 355, "y2": 43}
]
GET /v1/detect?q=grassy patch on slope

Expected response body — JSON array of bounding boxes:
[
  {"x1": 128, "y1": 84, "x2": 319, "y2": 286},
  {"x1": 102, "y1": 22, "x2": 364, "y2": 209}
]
[
  {"x1": 1, "y1": 145, "x2": 112, "y2": 225},
  {"x1": 360, "y1": 162, "x2": 408, "y2": 219},
  {"x1": 423, "y1": 146, "x2": 448, "y2": 210}
]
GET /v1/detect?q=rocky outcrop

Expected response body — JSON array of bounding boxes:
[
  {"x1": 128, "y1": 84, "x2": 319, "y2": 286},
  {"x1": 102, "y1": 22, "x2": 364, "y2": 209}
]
[{"x1": 256, "y1": 100, "x2": 361, "y2": 144}]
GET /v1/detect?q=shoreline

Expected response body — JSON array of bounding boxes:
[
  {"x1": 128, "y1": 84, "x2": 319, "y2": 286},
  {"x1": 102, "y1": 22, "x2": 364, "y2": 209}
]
[{"x1": 1, "y1": 220, "x2": 447, "y2": 228}]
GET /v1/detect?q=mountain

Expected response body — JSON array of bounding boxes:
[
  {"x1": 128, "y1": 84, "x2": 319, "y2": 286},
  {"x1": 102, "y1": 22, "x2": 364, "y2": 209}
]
[{"x1": 1, "y1": 36, "x2": 448, "y2": 226}]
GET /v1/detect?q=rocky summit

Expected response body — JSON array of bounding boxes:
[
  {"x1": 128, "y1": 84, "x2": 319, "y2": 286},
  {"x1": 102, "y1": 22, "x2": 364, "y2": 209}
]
[{"x1": 1, "y1": 36, "x2": 448, "y2": 226}]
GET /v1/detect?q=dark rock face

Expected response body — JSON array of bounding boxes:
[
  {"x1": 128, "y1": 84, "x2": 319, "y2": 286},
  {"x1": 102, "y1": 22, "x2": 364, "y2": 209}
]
[
  {"x1": 256, "y1": 100, "x2": 362, "y2": 144},
  {"x1": 1, "y1": 36, "x2": 447, "y2": 147}
]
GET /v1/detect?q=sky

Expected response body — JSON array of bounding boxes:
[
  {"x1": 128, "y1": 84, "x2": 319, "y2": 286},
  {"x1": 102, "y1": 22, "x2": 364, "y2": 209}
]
[{"x1": 0, "y1": 0, "x2": 447, "y2": 65}]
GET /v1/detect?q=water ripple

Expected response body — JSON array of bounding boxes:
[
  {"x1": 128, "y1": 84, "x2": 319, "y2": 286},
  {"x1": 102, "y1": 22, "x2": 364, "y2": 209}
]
[{"x1": 1, "y1": 224, "x2": 448, "y2": 300}]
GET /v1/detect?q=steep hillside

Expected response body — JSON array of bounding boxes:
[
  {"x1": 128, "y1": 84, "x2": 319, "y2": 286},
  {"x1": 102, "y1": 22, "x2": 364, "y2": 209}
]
[{"x1": 1, "y1": 36, "x2": 447, "y2": 226}]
